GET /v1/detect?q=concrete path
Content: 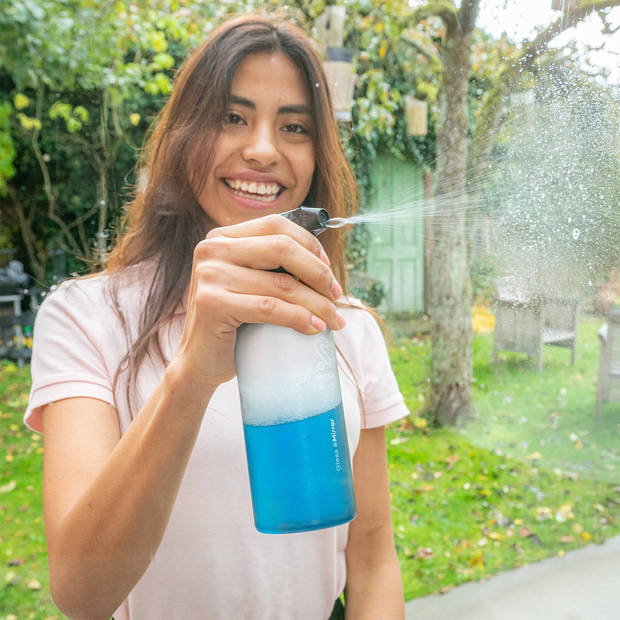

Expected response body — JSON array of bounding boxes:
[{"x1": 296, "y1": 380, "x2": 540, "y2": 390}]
[{"x1": 405, "y1": 535, "x2": 620, "y2": 620}]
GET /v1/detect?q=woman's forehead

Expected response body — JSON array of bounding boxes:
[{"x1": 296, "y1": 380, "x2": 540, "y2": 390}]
[{"x1": 230, "y1": 52, "x2": 312, "y2": 105}]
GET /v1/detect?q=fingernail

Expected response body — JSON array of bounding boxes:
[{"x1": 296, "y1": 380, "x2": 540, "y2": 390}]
[
  {"x1": 320, "y1": 247, "x2": 331, "y2": 266},
  {"x1": 332, "y1": 280, "x2": 343, "y2": 299},
  {"x1": 311, "y1": 315, "x2": 326, "y2": 332},
  {"x1": 336, "y1": 312, "x2": 346, "y2": 328}
]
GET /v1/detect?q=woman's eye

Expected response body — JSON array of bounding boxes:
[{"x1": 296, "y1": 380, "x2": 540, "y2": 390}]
[
  {"x1": 224, "y1": 113, "x2": 245, "y2": 125},
  {"x1": 283, "y1": 123, "x2": 308, "y2": 134}
]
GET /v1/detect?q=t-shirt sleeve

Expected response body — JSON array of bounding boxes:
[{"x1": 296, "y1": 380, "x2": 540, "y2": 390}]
[
  {"x1": 338, "y1": 306, "x2": 410, "y2": 429},
  {"x1": 24, "y1": 281, "x2": 116, "y2": 433}
]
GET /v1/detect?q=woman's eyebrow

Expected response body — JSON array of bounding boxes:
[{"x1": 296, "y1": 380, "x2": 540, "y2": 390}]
[{"x1": 230, "y1": 94, "x2": 311, "y2": 116}]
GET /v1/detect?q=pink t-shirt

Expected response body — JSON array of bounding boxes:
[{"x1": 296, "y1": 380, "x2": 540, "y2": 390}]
[{"x1": 25, "y1": 265, "x2": 409, "y2": 620}]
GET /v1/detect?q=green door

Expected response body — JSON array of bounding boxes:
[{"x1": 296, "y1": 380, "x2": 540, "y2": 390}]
[{"x1": 366, "y1": 155, "x2": 425, "y2": 314}]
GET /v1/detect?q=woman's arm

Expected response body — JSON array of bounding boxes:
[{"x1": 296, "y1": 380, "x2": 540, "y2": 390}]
[
  {"x1": 344, "y1": 426, "x2": 405, "y2": 620},
  {"x1": 43, "y1": 360, "x2": 214, "y2": 620}
]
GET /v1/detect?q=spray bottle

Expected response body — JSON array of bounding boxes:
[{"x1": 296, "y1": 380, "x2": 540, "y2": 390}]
[{"x1": 235, "y1": 206, "x2": 357, "y2": 534}]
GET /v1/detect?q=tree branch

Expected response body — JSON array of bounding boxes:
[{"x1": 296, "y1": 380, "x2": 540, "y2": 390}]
[
  {"x1": 411, "y1": 1, "x2": 459, "y2": 33},
  {"x1": 30, "y1": 89, "x2": 83, "y2": 257},
  {"x1": 286, "y1": 0, "x2": 318, "y2": 24},
  {"x1": 521, "y1": 0, "x2": 620, "y2": 72},
  {"x1": 6, "y1": 186, "x2": 45, "y2": 282},
  {"x1": 399, "y1": 32, "x2": 441, "y2": 66}
]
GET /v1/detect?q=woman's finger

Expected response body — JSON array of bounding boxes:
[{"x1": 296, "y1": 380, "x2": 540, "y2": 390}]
[
  {"x1": 196, "y1": 285, "x2": 331, "y2": 335},
  {"x1": 206, "y1": 213, "x2": 331, "y2": 266},
  {"x1": 194, "y1": 234, "x2": 341, "y2": 302},
  {"x1": 195, "y1": 262, "x2": 344, "y2": 331}
]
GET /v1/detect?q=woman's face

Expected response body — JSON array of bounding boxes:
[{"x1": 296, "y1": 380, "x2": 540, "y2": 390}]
[{"x1": 196, "y1": 52, "x2": 316, "y2": 227}]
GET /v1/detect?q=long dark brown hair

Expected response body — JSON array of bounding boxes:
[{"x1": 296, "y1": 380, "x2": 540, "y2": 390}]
[{"x1": 106, "y1": 15, "x2": 359, "y2": 395}]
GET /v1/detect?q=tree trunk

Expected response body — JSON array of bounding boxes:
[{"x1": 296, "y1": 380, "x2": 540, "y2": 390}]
[{"x1": 428, "y1": 0, "x2": 478, "y2": 426}]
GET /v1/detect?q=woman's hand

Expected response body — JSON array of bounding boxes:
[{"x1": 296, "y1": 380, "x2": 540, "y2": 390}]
[{"x1": 174, "y1": 214, "x2": 345, "y2": 388}]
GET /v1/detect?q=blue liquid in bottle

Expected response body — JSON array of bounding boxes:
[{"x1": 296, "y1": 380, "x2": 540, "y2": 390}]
[{"x1": 243, "y1": 404, "x2": 356, "y2": 534}]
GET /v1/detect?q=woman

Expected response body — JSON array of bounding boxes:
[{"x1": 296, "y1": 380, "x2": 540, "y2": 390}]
[{"x1": 25, "y1": 15, "x2": 408, "y2": 620}]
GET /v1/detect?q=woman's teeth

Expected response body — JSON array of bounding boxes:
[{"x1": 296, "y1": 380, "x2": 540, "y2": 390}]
[{"x1": 225, "y1": 178, "x2": 282, "y2": 202}]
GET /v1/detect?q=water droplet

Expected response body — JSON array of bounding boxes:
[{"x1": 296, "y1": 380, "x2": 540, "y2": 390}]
[{"x1": 572, "y1": 228, "x2": 580, "y2": 240}]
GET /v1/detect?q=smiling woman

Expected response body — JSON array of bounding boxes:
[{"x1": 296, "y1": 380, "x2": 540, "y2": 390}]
[{"x1": 24, "y1": 14, "x2": 408, "y2": 620}]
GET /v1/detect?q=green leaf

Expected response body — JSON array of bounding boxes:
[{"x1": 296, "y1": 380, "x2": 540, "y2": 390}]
[
  {"x1": 152, "y1": 52, "x2": 174, "y2": 70},
  {"x1": 73, "y1": 106, "x2": 89, "y2": 122}
]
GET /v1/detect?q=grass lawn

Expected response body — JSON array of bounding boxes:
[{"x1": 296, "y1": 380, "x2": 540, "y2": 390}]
[
  {"x1": 387, "y1": 316, "x2": 620, "y2": 599},
  {"x1": 0, "y1": 363, "x2": 52, "y2": 619},
  {"x1": 1, "y1": 316, "x2": 619, "y2": 616}
]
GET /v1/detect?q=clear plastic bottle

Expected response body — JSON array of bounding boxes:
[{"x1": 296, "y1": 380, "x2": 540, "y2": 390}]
[{"x1": 235, "y1": 207, "x2": 357, "y2": 534}]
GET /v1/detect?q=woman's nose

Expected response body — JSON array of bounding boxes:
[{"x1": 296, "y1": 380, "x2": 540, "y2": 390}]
[{"x1": 241, "y1": 124, "x2": 281, "y2": 167}]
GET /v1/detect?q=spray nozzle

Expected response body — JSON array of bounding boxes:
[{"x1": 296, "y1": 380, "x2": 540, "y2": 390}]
[{"x1": 280, "y1": 206, "x2": 329, "y2": 237}]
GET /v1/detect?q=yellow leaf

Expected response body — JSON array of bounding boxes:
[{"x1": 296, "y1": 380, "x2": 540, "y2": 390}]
[
  {"x1": 13, "y1": 93, "x2": 30, "y2": 110},
  {"x1": 574, "y1": 440, "x2": 583, "y2": 450},
  {"x1": 17, "y1": 113, "x2": 41, "y2": 131},
  {"x1": 378, "y1": 40, "x2": 388, "y2": 59},
  {"x1": 413, "y1": 416, "x2": 428, "y2": 429},
  {"x1": 535, "y1": 507, "x2": 552, "y2": 521},
  {"x1": 468, "y1": 550, "x2": 485, "y2": 567},
  {"x1": 27, "y1": 578, "x2": 41, "y2": 590},
  {"x1": 129, "y1": 113, "x2": 141, "y2": 126}
]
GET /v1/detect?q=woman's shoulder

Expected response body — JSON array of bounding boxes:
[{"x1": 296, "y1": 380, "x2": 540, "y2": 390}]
[
  {"x1": 335, "y1": 296, "x2": 386, "y2": 351},
  {"x1": 39, "y1": 262, "x2": 154, "y2": 324},
  {"x1": 337, "y1": 296, "x2": 382, "y2": 331},
  {"x1": 41, "y1": 272, "x2": 110, "y2": 311}
]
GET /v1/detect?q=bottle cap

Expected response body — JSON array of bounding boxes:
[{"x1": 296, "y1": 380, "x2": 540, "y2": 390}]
[{"x1": 280, "y1": 206, "x2": 329, "y2": 236}]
